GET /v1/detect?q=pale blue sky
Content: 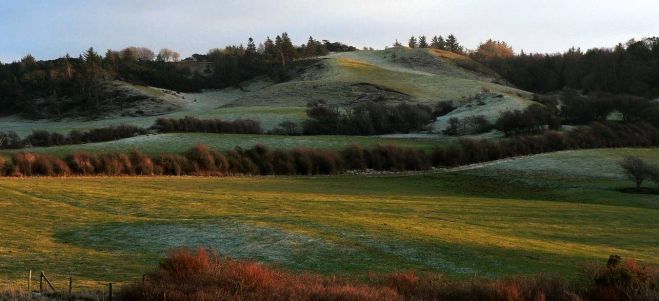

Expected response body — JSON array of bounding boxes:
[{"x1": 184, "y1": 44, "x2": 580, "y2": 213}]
[{"x1": 1, "y1": 0, "x2": 658, "y2": 62}]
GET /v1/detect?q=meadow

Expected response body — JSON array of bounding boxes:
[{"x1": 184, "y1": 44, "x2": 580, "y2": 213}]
[
  {"x1": 0, "y1": 148, "x2": 656, "y2": 292},
  {"x1": 0, "y1": 133, "x2": 453, "y2": 157}
]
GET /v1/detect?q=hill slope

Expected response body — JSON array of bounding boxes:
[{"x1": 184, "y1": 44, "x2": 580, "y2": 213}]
[
  {"x1": 0, "y1": 48, "x2": 537, "y2": 137},
  {"x1": 227, "y1": 48, "x2": 532, "y2": 108}
]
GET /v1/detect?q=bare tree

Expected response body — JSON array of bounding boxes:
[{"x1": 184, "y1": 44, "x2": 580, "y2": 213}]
[
  {"x1": 120, "y1": 47, "x2": 155, "y2": 61},
  {"x1": 649, "y1": 164, "x2": 659, "y2": 188},
  {"x1": 158, "y1": 48, "x2": 173, "y2": 61},
  {"x1": 172, "y1": 51, "x2": 180, "y2": 62},
  {"x1": 618, "y1": 156, "x2": 652, "y2": 191}
]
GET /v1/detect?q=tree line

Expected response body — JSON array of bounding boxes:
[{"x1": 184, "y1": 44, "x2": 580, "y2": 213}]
[
  {"x1": 2, "y1": 121, "x2": 658, "y2": 177},
  {"x1": 475, "y1": 37, "x2": 659, "y2": 99},
  {"x1": 394, "y1": 34, "x2": 463, "y2": 53}
]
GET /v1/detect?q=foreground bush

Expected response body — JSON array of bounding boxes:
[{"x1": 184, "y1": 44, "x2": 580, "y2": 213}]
[
  {"x1": 121, "y1": 248, "x2": 398, "y2": 301},
  {"x1": 120, "y1": 249, "x2": 658, "y2": 301}
]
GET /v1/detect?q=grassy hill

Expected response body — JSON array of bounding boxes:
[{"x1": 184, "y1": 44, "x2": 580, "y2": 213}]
[
  {"x1": 0, "y1": 148, "x2": 656, "y2": 290},
  {"x1": 228, "y1": 48, "x2": 532, "y2": 108}
]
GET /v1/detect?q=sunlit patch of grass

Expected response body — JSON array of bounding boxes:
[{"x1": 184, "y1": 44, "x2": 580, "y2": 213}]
[{"x1": 129, "y1": 83, "x2": 166, "y2": 97}]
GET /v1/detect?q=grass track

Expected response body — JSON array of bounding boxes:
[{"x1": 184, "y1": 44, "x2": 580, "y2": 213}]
[{"x1": 0, "y1": 148, "x2": 657, "y2": 290}]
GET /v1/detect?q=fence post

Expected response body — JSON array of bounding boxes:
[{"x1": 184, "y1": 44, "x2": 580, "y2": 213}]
[
  {"x1": 28, "y1": 270, "x2": 31, "y2": 293},
  {"x1": 108, "y1": 282, "x2": 113, "y2": 301},
  {"x1": 40, "y1": 271, "x2": 43, "y2": 293},
  {"x1": 68, "y1": 276, "x2": 73, "y2": 300}
]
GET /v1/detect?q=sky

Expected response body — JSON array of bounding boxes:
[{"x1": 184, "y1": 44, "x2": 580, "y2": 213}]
[{"x1": 1, "y1": 0, "x2": 658, "y2": 62}]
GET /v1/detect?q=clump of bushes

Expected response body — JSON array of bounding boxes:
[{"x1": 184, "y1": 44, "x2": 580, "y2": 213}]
[
  {"x1": 120, "y1": 249, "x2": 658, "y2": 301},
  {"x1": 495, "y1": 104, "x2": 560, "y2": 136},
  {"x1": 302, "y1": 100, "x2": 434, "y2": 135},
  {"x1": 433, "y1": 101, "x2": 456, "y2": 117},
  {"x1": 153, "y1": 116, "x2": 263, "y2": 134},
  {"x1": 120, "y1": 248, "x2": 398, "y2": 301},
  {"x1": 587, "y1": 255, "x2": 659, "y2": 301},
  {"x1": 443, "y1": 115, "x2": 493, "y2": 136}
]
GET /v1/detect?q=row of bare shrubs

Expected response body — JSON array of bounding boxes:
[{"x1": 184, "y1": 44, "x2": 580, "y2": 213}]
[
  {"x1": 1, "y1": 122, "x2": 658, "y2": 177},
  {"x1": 153, "y1": 116, "x2": 264, "y2": 134},
  {"x1": 0, "y1": 117, "x2": 263, "y2": 150},
  {"x1": 119, "y1": 248, "x2": 658, "y2": 301},
  {"x1": 0, "y1": 125, "x2": 146, "y2": 148}
]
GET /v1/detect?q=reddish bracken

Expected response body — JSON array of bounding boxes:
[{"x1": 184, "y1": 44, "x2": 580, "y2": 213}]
[{"x1": 119, "y1": 250, "x2": 658, "y2": 301}]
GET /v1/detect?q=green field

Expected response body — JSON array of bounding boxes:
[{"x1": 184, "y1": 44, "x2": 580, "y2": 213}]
[
  {"x1": 0, "y1": 106, "x2": 307, "y2": 137},
  {"x1": 0, "y1": 133, "x2": 454, "y2": 157},
  {"x1": 0, "y1": 148, "x2": 657, "y2": 291}
]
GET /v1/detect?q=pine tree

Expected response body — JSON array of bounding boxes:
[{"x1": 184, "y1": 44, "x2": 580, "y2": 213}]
[
  {"x1": 408, "y1": 36, "x2": 417, "y2": 48},
  {"x1": 280, "y1": 32, "x2": 296, "y2": 64},
  {"x1": 393, "y1": 39, "x2": 402, "y2": 47},
  {"x1": 437, "y1": 35, "x2": 446, "y2": 50},
  {"x1": 264, "y1": 36, "x2": 275, "y2": 61},
  {"x1": 418, "y1": 36, "x2": 428, "y2": 48},
  {"x1": 431, "y1": 36, "x2": 440, "y2": 49},
  {"x1": 446, "y1": 34, "x2": 462, "y2": 53},
  {"x1": 305, "y1": 36, "x2": 318, "y2": 57},
  {"x1": 246, "y1": 37, "x2": 257, "y2": 55}
]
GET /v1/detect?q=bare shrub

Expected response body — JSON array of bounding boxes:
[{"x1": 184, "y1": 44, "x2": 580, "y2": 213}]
[
  {"x1": 67, "y1": 153, "x2": 98, "y2": 175},
  {"x1": 11, "y1": 152, "x2": 37, "y2": 176}
]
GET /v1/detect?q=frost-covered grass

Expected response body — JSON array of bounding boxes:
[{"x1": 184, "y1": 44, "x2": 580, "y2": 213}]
[
  {"x1": 0, "y1": 150, "x2": 657, "y2": 290},
  {"x1": 480, "y1": 148, "x2": 659, "y2": 179}
]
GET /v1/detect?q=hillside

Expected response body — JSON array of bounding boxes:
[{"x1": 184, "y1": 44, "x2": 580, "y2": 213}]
[
  {"x1": 226, "y1": 47, "x2": 532, "y2": 108},
  {"x1": 1, "y1": 48, "x2": 537, "y2": 137}
]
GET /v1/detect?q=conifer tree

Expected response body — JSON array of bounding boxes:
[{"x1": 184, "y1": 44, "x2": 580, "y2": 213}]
[
  {"x1": 418, "y1": 36, "x2": 428, "y2": 48},
  {"x1": 408, "y1": 36, "x2": 417, "y2": 48}
]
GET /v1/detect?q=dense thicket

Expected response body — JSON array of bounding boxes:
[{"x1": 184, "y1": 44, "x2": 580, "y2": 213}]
[
  {"x1": 154, "y1": 116, "x2": 263, "y2": 134},
  {"x1": 559, "y1": 89, "x2": 659, "y2": 125},
  {"x1": 302, "y1": 100, "x2": 435, "y2": 135},
  {"x1": 119, "y1": 249, "x2": 657, "y2": 301},
  {"x1": 3, "y1": 122, "x2": 658, "y2": 177},
  {"x1": 495, "y1": 104, "x2": 561, "y2": 136},
  {"x1": 479, "y1": 37, "x2": 659, "y2": 98},
  {"x1": 491, "y1": 89, "x2": 659, "y2": 136},
  {"x1": 0, "y1": 34, "x2": 356, "y2": 117},
  {"x1": 1, "y1": 125, "x2": 145, "y2": 148}
]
